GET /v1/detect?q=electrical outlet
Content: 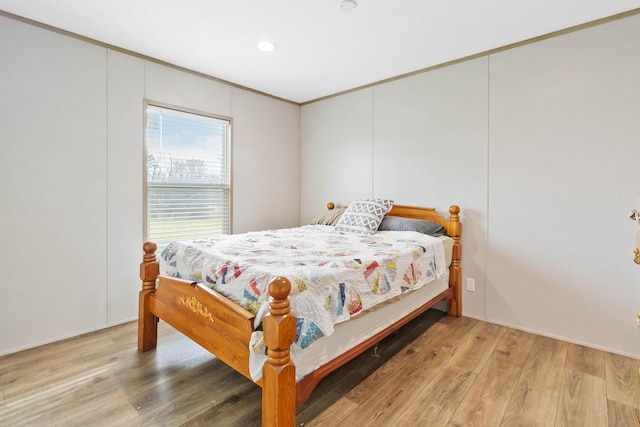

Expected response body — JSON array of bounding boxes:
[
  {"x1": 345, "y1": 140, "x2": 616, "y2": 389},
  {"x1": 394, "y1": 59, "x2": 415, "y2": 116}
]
[{"x1": 466, "y1": 278, "x2": 476, "y2": 292}]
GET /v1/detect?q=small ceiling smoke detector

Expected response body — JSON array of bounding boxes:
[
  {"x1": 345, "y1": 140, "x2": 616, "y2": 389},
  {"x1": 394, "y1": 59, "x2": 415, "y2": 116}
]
[
  {"x1": 340, "y1": 0, "x2": 357, "y2": 11},
  {"x1": 257, "y1": 41, "x2": 277, "y2": 52}
]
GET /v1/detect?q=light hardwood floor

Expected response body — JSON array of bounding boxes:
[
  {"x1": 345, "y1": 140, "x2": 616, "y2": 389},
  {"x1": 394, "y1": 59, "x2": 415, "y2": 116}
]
[{"x1": 1, "y1": 311, "x2": 639, "y2": 426}]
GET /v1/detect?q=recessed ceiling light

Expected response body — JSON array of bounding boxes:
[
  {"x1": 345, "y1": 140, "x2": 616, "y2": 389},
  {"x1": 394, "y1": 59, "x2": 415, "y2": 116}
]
[
  {"x1": 257, "y1": 41, "x2": 277, "y2": 52},
  {"x1": 340, "y1": 0, "x2": 357, "y2": 11}
]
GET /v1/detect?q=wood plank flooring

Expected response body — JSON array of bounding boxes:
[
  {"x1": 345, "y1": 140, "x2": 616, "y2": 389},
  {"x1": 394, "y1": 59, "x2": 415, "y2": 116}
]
[{"x1": 1, "y1": 311, "x2": 639, "y2": 426}]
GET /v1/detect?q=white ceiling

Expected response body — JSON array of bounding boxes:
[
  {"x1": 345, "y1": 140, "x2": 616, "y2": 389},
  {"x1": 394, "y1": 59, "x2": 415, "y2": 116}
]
[{"x1": 1, "y1": 1, "x2": 640, "y2": 104}]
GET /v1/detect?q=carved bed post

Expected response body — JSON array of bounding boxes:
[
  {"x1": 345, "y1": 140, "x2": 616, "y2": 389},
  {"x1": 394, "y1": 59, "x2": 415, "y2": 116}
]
[
  {"x1": 447, "y1": 206, "x2": 462, "y2": 317},
  {"x1": 139, "y1": 242, "x2": 159, "y2": 352},
  {"x1": 262, "y1": 277, "x2": 296, "y2": 427}
]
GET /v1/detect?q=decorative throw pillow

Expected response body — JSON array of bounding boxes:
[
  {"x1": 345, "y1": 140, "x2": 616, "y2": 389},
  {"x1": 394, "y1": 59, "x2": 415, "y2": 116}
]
[
  {"x1": 309, "y1": 207, "x2": 346, "y2": 225},
  {"x1": 377, "y1": 216, "x2": 446, "y2": 236},
  {"x1": 335, "y1": 198, "x2": 394, "y2": 235}
]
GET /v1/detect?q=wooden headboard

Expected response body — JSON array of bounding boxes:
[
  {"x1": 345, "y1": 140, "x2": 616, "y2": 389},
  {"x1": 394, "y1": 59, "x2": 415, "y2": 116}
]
[{"x1": 327, "y1": 202, "x2": 461, "y2": 239}]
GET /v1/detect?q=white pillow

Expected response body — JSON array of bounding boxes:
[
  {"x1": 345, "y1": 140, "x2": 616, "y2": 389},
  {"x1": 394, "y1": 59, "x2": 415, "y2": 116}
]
[{"x1": 335, "y1": 198, "x2": 394, "y2": 235}]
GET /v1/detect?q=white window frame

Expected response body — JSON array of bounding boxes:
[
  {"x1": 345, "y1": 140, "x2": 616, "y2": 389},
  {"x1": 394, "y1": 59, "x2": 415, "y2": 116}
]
[{"x1": 143, "y1": 100, "x2": 232, "y2": 247}]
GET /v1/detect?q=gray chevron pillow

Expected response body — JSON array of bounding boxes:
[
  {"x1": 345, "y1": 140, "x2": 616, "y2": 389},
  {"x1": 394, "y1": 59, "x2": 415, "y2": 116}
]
[{"x1": 335, "y1": 198, "x2": 394, "y2": 235}]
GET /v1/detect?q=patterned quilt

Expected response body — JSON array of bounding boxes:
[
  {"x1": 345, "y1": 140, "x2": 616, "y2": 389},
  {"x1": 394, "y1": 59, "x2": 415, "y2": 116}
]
[{"x1": 159, "y1": 225, "x2": 446, "y2": 380}]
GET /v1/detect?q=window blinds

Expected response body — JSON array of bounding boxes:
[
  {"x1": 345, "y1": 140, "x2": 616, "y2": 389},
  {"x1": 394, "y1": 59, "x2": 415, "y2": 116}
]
[{"x1": 145, "y1": 104, "x2": 231, "y2": 246}]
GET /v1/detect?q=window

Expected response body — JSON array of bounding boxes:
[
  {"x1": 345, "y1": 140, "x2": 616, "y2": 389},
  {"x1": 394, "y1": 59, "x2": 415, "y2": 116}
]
[{"x1": 144, "y1": 102, "x2": 231, "y2": 247}]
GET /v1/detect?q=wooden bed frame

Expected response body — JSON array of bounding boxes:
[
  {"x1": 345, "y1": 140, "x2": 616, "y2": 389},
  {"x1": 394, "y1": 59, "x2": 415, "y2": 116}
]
[{"x1": 138, "y1": 203, "x2": 461, "y2": 426}]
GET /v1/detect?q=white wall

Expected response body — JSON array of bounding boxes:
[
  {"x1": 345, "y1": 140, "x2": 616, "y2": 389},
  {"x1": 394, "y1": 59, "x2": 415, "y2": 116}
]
[
  {"x1": 232, "y1": 88, "x2": 300, "y2": 233},
  {"x1": 373, "y1": 60, "x2": 489, "y2": 317},
  {"x1": 107, "y1": 50, "x2": 145, "y2": 324},
  {"x1": 300, "y1": 14, "x2": 640, "y2": 357},
  {"x1": 0, "y1": 15, "x2": 300, "y2": 355},
  {"x1": 487, "y1": 14, "x2": 640, "y2": 355},
  {"x1": 0, "y1": 18, "x2": 108, "y2": 353},
  {"x1": 300, "y1": 89, "x2": 374, "y2": 219}
]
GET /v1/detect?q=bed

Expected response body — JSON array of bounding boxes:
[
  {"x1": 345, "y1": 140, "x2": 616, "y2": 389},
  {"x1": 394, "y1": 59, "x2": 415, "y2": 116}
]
[{"x1": 138, "y1": 202, "x2": 461, "y2": 426}]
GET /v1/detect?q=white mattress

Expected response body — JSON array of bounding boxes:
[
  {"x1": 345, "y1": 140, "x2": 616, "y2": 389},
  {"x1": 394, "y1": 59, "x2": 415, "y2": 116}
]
[{"x1": 293, "y1": 236, "x2": 454, "y2": 380}]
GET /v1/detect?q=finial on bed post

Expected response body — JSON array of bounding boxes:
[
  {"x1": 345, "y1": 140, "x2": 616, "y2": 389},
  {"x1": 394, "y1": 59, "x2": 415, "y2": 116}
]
[
  {"x1": 447, "y1": 206, "x2": 462, "y2": 317},
  {"x1": 327, "y1": 202, "x2": 335, "y2": 210},
  {"x1": 139, "y1": 242, "x2": 159, "y2": 352},
  {"x1": 262, "y1": 276, "x2": 296, "y2": 427}
]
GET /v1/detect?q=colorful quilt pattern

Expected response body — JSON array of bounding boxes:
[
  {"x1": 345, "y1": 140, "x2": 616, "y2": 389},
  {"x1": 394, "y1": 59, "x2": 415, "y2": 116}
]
[{"x1": 159, "y1": 225, "x2": 446, "y2": 380}]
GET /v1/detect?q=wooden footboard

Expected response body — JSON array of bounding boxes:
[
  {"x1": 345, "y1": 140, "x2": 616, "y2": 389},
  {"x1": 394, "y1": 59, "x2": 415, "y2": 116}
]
[
  {"x1": 139, "y1": 245, "x2": 255, "y2": 378},
  {"x1": 138, "y1": 243, "x2": 297, "y2": 426}
]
